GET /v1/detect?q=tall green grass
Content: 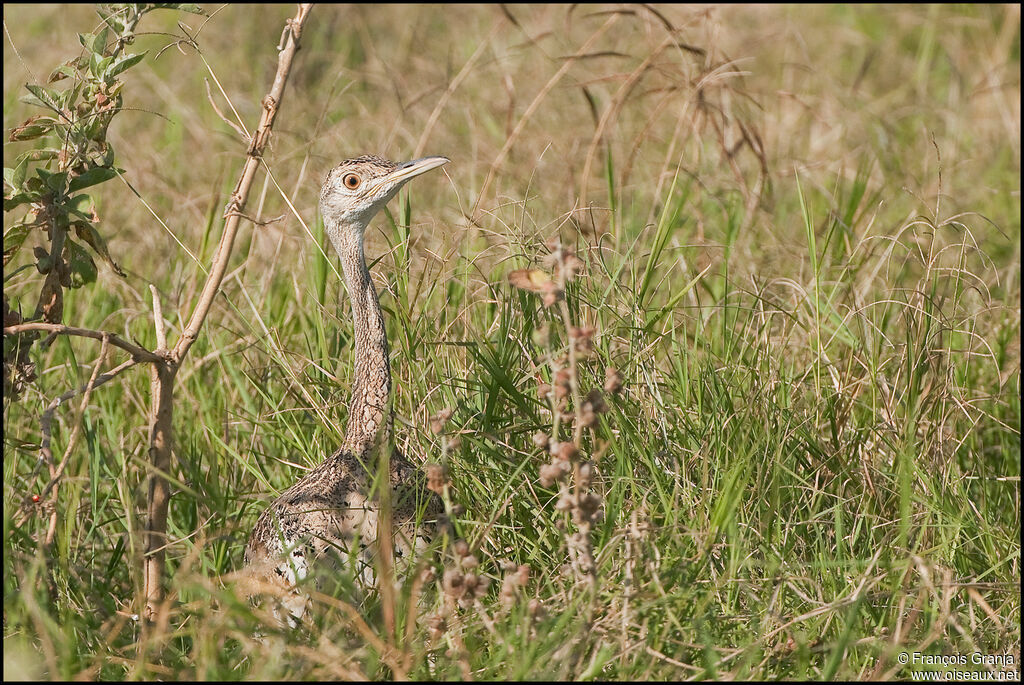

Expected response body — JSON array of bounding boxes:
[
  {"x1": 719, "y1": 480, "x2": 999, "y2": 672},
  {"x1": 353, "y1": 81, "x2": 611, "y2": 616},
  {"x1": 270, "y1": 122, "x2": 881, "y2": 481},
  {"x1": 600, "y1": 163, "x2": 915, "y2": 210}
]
[{"x1": 4, "y1": 3, "x2": 1019, "y2": 680}]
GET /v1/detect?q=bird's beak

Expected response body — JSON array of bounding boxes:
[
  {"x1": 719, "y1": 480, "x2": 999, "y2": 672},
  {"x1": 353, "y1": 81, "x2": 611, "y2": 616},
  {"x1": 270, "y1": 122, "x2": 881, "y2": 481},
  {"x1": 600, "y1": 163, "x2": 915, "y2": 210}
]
[{"x1": 385, "y1": 156, "x2": 450, "y2": 185}]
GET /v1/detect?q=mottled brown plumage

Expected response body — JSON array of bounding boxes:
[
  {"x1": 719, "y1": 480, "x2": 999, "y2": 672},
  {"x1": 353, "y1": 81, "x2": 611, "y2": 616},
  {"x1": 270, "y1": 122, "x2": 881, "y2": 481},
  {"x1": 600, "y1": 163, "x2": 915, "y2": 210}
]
[{"x1": 243, "y1": 155, "x2": 450, "y2": 623}]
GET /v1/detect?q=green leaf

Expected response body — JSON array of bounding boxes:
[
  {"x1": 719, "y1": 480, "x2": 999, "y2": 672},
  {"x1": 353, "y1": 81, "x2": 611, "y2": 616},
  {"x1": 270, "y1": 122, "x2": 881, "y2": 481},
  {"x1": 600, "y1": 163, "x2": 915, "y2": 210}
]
[
  {"x1": 59, "y1": 81, "x2": 83, "y2": 111},
  {"x1": 48, "y1": 62, "x2": 79, "y2": 84},
  {"x1": 68, "y1": 167, "x2": 118, "y2": 193},
  {"x1": 22, "y1": 84, "x2": 63, "y2": 114},
  {"x1": 8, "y1": 115, "x2": 57, "y2": 142},
  {"x1": 79, "y1": 28, "x2": 110, "y2": 56},
  {"x1": 89, "y1": 52, "x2": 114, "y2": 79},
  {"x1": 73, "y1": 220, "x2": 125, "y2": 277},
  {"x1": 3, "y1": 193, "x2": 37, "y2": 212},
  {"x1": 5, "y1": 156, "x2": 29, "y2": 189},
  {"x1": 93, "y1": 6, "x2": 122, "y2": 33},
  {"x1": 24, "y1": 176, "x2": 44, "y2": 193},
  {"x1": 39, "y1": 169, "x2": 68, "y2": 193},
  {"x1": 67, "y1": 193, "x2": 93, "y2": 214},
  {"x1": 83, "y1": 116, "x2": 107, "y2": 143},
  {"x1": 95, "y1": 27, "x2": 110, "y2": 53},
  {"x1": 100, "y1": 144, "x2": 117, "y2": 167},
  {"x1": 66, "y1": 239, "x2": 97, "y2": 287},
  {"x1": 16, "y1": 149, "x2": 60, "y2": 165},
  {"x1": 3, "y1": 223, "x2": 32, "y2": 266},
  {"x1": 106, "y1": 52, "x2": 146, "y2": 78},
  {"x1": 78, "y1": 32, "x2": 96, "y2": 52}
]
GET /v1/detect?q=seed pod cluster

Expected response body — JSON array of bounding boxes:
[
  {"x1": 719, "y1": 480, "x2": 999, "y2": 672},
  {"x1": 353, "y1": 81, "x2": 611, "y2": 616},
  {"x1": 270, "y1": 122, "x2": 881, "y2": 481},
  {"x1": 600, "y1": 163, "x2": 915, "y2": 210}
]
[
  {"x1": 543, "y1": 238, "x2": 584, "y2": 282},
  {"x1": 442, "y1": 539, "x2": 491, "y2": 608},
  {"x1": 498, "y1": 562, "x2": 531, "y2": 608},
  {"x1": 537, "y1": 437, "x2": 576, "y2": 487},
  {"x1": 425, "y1": 462, "x2": 448, "y2": 496}
]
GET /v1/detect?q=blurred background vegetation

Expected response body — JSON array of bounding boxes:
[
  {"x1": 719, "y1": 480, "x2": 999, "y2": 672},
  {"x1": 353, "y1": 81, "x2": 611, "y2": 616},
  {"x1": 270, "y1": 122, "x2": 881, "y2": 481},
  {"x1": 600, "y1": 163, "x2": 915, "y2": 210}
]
[{"x1": 3, "y1": 3, "x2": 1019, "y2": 680}]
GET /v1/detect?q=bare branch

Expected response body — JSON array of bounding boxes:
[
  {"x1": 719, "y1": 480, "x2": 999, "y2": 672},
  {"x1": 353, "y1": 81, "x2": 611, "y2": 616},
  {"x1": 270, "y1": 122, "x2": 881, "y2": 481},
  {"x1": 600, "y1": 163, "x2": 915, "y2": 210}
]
[{"x1": 4, "y1": 323, "x2": 164, "y2": 364}]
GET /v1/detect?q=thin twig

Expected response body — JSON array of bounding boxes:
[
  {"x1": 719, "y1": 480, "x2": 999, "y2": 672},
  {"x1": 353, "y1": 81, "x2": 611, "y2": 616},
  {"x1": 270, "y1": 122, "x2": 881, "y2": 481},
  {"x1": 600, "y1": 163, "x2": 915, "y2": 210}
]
[
  {"x1": 4, "y1": 323, "x2": 163, "y2": 363},
  {"x1": 150, "y1": 285, "x2": 167, "y2": 353},
  {"x1": 13, "y1": 356, "x2": 138, "y2": 527},
  {"x1": 204, "y1": 76, "x2": 249, "y2": 142}
]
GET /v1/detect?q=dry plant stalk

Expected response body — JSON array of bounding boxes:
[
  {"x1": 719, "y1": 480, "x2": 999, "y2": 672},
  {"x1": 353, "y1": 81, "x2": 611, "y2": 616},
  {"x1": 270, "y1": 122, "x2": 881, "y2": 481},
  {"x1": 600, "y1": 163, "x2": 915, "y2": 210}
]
[
  {"x1": 513, "y1": 239, "x2": 615, "y2": 600},
  {"x1": 142, "y1": 3, "x2": 313, "y2": 623}
]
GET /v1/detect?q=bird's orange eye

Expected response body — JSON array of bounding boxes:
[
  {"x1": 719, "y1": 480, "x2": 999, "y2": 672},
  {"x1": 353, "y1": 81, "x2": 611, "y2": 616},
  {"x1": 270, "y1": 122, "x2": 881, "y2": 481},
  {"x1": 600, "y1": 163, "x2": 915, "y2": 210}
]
[{"x1": 343, "y1": 173, "x2": 361, "y2": 189}]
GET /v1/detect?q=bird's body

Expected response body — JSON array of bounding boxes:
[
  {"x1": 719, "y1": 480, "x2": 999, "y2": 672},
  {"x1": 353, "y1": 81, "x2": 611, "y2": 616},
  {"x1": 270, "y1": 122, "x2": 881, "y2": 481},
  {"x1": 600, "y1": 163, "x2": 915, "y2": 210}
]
[{"x1": 243, "y1": 155, "x2": 449, "y2": 622}]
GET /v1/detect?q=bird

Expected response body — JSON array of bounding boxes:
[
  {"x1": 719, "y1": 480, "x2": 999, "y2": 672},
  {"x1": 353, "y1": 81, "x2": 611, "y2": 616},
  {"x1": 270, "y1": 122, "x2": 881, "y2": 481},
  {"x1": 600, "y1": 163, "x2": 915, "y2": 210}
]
[{"x1": 243, "y1": 155, "x2": 450, "y2": 624}]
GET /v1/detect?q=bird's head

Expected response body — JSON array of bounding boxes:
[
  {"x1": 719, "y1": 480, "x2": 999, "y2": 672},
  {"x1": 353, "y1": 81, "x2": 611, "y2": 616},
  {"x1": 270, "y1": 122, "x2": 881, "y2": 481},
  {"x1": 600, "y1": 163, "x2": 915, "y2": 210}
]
[{"x1": 319, "y1": 155, "x2": 449, "y2": 238}]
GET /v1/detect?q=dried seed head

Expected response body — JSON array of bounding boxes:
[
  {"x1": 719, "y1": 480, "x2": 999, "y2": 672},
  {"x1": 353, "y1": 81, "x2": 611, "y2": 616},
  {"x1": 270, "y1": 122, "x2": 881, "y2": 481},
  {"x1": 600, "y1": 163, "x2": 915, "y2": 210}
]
[
  {"x1": 453, "y1": 539, "x2": 470, "y2": 558},
  {"x1": 578, "y1": 461, "x2": 595, "y2": 485},
  {"x1": 425, "y1": 463, "x2": 448, "y2": 495},
  {"x1": 532, "y1": 430, "x2": 551, "y2": 450},
  {"x1": 427, "y1": 615, "x2": 446, "y2": 640},
  {"x1": 443, "y1": 568, "x2": 466, "y2": 598},
  {"x1": 584, "y1": 388, "x2": 607, "y2": 413},
  {"x1": 429, "y1": 407, "x2": 454, "y2": 434},
  {"x1": 528, "y1": 598, "x2": 547, "y2": 619},
  {"x1": 604, "y1": 366, "x2": 623, "y2": 394},
  {"x1": 579, "y1": 493, "x2": 602, "y2": 516},
  {"x1": 544, "y1": 240, "x2": 584, "y2": 280},
  {"x1": 499, "y1": 564, "x2": 528, "y2": 607},
  {"x1": 462, "y1": 555, "x2": 480, "y2": 570},
  {"x1": 557, "y1": 441, "x2": 579, "y2": 462},
  {"x1": 447, "y1": 433, "x2": 462, "y2": 451},
  {"x1": 560, "y1": 253, "x2": 584, "y2": 279},
  {"x1": 554, "y1": 368, "x2": 572, "y2": 399},
  {"x1": 500, "y1": 580, "x2": 518, "y2": 607},
  {"x1": 579, "y1": 407, "x2": 598, "y2": 428},
  {"x1": 537, "y1": 383, "x2": 552, "y2": 401},
  {"x1": 570, "y1": 326, "x2": 596, "y2": 355},
  {"x1": 539, "y1": 463, "x2": 563, "y2": 488},
  {"x1": 540, "y1": 281, "x2": 563, "y2": 308}
]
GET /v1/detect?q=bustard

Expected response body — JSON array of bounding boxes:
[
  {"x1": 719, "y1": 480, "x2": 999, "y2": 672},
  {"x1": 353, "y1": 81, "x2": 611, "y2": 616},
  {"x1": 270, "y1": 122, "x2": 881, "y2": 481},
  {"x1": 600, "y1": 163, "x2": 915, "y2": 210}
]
[{"x1": 243, "y1": 155, "x2": 449, "y2": 623}]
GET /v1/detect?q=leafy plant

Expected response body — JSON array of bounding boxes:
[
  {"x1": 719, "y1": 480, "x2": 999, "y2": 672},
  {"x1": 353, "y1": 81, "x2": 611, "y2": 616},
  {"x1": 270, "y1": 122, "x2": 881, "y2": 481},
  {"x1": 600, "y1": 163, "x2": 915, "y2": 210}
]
[{"x1": 3, "y1": 3, "x2": 204, "y2": 396}]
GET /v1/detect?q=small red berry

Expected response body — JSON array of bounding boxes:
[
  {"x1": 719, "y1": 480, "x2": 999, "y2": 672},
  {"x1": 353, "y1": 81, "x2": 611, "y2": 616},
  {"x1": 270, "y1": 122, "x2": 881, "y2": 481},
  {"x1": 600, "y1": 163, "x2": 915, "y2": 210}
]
[{"x1": 31, "y1": 494, "x2": 40, "y2": 503}]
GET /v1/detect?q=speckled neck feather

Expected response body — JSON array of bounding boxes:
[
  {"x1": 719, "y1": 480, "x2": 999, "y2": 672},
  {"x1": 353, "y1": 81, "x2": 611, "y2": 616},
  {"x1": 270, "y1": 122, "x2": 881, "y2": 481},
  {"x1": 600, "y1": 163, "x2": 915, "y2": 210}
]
[{"x1": 330, "y1": 219, "x2": 392, "y2": 456}]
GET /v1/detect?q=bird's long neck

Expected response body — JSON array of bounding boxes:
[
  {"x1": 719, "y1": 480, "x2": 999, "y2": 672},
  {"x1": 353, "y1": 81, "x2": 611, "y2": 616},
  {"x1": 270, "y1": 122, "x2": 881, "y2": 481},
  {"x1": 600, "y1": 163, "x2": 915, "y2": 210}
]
[{"x1": 329, "y1": 224, "x2": 392, "y2": 458}]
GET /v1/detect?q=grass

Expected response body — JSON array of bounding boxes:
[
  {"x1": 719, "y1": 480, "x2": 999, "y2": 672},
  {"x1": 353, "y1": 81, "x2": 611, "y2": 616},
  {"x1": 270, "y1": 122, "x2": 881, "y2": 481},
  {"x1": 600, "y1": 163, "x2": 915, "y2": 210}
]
[{"x1": 3, "y1": 3, "x2": 1020, "y2": 680}]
